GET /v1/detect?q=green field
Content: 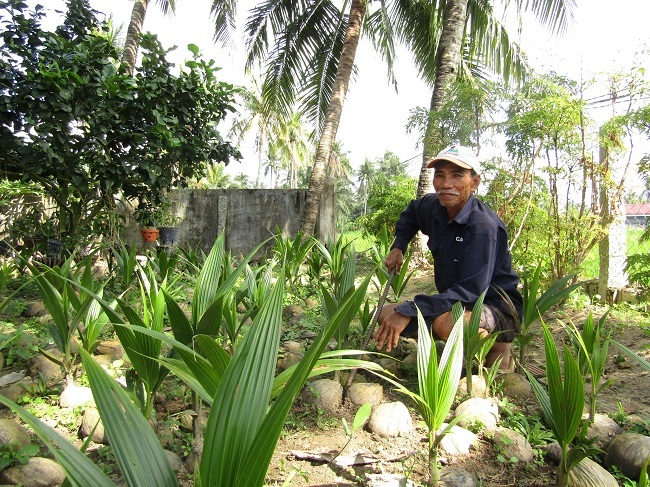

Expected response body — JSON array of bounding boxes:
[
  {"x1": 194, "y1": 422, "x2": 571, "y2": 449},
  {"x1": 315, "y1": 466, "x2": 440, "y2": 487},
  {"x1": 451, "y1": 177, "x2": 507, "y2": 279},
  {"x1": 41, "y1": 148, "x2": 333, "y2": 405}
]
[{"x1": 581, "y1": 226, "x2": 650, "y2": 280}]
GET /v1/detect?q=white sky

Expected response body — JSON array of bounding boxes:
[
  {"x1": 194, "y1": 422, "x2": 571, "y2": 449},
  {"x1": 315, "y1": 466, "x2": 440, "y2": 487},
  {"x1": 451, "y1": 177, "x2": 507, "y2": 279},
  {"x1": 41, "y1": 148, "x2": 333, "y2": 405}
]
[{"x1": 39, "y1": 0, "x2": 650, "y2": 180}]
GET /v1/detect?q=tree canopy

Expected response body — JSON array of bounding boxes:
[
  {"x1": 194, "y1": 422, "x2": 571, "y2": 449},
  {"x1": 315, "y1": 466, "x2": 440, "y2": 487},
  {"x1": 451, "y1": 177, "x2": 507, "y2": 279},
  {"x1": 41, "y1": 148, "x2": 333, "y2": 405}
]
[{"x1": 0, "y1": 0, "x2": 240, "y2": 243}]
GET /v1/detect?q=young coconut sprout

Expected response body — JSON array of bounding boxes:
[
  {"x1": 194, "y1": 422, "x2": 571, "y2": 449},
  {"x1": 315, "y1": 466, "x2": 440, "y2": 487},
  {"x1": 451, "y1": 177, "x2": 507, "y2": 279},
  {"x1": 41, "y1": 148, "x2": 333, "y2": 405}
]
[
  {"x1": 390, "y1": 301, "x2": 465, "y2": 486},
  {"x1": 525, "y1": 320, "x2": 599, "y2": 487},
  {"x1": 1, "y1": 267, "x2": 375, "y2": 487},
  {"x1": 515, "y1": 262, "x2": 581, "y2": 372},
  {"x1": 566, "y1": 312, "x2": 613, "y2": 423},
  {"x1": 456, "y1": 291, "x2": 497, "y2": 396}
]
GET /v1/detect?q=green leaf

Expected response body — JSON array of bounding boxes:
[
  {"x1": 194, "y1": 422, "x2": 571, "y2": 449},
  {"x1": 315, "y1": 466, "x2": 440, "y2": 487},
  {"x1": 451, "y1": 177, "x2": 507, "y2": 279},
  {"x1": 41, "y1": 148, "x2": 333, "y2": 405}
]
[
  {"x1": 0, "y1": 395, "x2": 115, "y2": 487},
  {"x1": 80, "y1": 348, "x2": 178, "y2": 486},
  {"x1": 236, "y1": 274, "x2": 373, "y2": 487},
  {"x1": 352, "y1": 403, "x2": 372, "y2": 432},
  {"x1": 200, "y1": 271, "x2": 286, "y2": 486}
]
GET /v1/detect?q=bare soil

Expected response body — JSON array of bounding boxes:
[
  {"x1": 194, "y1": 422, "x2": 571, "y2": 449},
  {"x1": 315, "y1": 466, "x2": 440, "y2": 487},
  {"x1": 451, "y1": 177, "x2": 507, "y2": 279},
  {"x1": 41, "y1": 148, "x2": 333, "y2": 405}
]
[
  {"x1": 264, "y1": 271, "x2": 650, "y2": 486},
  {"x1": 1, "y1": 269, "x2": 649, "y2": 486}
]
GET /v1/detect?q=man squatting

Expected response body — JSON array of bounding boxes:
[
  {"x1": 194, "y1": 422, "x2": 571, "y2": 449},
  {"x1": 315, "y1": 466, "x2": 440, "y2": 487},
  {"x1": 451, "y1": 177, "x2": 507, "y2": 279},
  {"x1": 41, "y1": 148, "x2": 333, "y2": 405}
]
[{"x1": 373, "y1": 144, "x2": 523, "y2": 370}]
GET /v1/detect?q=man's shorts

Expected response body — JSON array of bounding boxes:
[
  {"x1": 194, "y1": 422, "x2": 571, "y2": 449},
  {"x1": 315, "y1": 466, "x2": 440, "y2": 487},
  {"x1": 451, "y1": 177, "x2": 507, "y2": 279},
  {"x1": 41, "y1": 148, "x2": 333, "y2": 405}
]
[{"x1": 401, "y1": 304, "x2": 517, "y2": 343}]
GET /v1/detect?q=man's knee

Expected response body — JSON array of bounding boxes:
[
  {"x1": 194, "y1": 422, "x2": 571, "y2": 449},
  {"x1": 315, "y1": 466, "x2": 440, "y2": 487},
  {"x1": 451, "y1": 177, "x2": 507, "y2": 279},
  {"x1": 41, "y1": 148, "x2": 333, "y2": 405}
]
[{"x1": 432, "y1": 310, "x2": 475, "y2": 340}]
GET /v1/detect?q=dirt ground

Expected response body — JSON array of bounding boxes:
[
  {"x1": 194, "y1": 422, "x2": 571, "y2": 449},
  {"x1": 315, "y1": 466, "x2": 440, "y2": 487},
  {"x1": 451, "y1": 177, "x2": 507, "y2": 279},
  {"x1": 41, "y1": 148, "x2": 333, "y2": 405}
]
[
  {"x1": 1, "y1": 269, "x2": 649, "y2": 486},
  {"x1": 265, "y1": 271, "x2": 650, "y2": 486}
]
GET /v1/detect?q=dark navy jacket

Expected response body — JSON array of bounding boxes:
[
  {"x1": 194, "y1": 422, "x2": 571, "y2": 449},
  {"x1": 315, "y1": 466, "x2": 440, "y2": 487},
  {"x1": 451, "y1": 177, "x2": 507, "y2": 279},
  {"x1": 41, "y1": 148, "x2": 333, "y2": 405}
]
[{"x1": 393, "y1": 193, "x2": 523, "y2": 321}]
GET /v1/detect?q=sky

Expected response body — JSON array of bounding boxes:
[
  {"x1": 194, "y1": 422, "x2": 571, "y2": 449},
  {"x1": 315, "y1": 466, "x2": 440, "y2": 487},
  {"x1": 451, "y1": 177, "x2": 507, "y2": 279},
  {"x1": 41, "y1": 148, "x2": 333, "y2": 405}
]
[{"x1": 40, "y1": 0, "x2": 650, "y2": 180}]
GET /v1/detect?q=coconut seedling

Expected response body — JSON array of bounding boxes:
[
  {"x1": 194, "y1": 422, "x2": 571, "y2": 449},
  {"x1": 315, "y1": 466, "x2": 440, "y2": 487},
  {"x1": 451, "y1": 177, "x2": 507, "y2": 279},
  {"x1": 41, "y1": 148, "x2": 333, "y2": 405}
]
[
  {"x1": 456, "y1": 291, "x2": 498, "y2": 396},
  {"x1": 368, "y1": 224, "x2": 414, "y2": 299},
  {"x1": 329, "y1": 403, "x2": 372, "y2": 464},
  {"x1": 515, "y1": 262, "x2": 581, "y2": 372},
  {"x1": 566, "y1": 312, "x2": 612, "y2": 422},
  {"x1": 391, "y1": 302, "x2": 464, "y2": 486},
  {"x1": 526, "y1": 320, "x2": 598, "y2": 487},
  {"x1": 29, "y1": 255, "x2": 113, "y2": 385},
  {"x1": 1, "y1": 265, "x2": 375, "y2": 487}
]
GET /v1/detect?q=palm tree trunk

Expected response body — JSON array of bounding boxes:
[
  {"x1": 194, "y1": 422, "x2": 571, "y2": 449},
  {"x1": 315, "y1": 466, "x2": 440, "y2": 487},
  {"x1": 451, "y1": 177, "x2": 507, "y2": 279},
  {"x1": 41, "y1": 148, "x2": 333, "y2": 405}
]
[
  {"x1": 123, "y1": 0, "x2": 150, "y2": 76},
  {"x1": 413, "y1": 0, "x2": 469, "y2": 260},
  {"x1": 416, "y1": 0, "x2": 469, "y2": 199},
  {"x1": 300, "y1": 0, "x2": 367, "y2": 237}
]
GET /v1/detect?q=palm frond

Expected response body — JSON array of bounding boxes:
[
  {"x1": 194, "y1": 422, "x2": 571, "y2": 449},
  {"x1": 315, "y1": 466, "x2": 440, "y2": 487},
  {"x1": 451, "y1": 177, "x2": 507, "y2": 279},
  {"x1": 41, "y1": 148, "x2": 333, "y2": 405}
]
[{"x1": 210, "y1": 0, "x2": 239, "y2": 46}]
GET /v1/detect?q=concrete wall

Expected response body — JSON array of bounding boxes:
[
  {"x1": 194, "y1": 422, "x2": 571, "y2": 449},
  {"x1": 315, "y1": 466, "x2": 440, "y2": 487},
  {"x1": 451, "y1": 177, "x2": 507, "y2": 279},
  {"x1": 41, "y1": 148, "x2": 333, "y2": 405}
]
[{"x1": 155, "y1": 181, "x2": 337, "y2": 258}]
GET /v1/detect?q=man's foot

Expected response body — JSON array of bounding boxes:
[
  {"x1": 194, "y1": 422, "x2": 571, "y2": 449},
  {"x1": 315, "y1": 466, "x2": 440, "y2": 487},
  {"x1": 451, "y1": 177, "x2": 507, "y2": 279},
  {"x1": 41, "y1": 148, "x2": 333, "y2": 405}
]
[{"x1": 485, "y1": 341, "x2": 512, "y2": 370}]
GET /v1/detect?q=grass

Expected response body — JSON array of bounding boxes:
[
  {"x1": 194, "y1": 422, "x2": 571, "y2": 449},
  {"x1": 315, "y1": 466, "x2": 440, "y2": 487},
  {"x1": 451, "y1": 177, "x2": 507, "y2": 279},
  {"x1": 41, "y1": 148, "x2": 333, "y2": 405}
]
[{"x1": 580, "y1": 226, "x2": 650, "y2": 280}]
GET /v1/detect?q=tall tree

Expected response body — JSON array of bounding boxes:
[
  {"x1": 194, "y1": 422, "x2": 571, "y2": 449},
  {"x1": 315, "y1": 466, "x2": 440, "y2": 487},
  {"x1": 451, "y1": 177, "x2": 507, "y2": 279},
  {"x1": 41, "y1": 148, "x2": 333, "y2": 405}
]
[
  {"x1": 229, "y1": 70, "x2": 276, "y2": 186},
  {"x1": 403, "y1": 0, "x2": 575, "y2": 198},
  {"x1": 122, "y1": 0, "x2": 176, "y2": 75},
  {"x1": 269, "y1": 112, "x2": 313, "y2": 189},
  {"x1": 211, "y1": 0, "x2": 531, "y2": 236}
]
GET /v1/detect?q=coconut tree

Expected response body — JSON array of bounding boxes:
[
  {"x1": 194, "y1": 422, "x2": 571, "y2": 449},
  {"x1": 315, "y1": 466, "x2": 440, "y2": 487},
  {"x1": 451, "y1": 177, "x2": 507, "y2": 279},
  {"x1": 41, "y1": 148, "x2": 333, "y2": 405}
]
[
  {"x1": 399, "y1": 0, "x2": 576, "y2": 198},
  {"x1": 229, "y1": 70, "x2": 278, "y2": 186},
  {"x1": 269, "y1": 112, "x2": 314, "y2": 189},
  {"x1": 210, "y1": 0, "x2": 535, "y2": 236},
  {"x1": 122, "y1": 0, "x2": 177, "y2": 75}
]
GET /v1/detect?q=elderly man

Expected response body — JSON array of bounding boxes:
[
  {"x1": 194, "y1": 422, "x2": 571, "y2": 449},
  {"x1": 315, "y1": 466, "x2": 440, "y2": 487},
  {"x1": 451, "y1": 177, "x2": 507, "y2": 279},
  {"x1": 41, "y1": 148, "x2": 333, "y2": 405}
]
[{"x1": 373, "y1": 145, "x2": 522, "y2": 369}]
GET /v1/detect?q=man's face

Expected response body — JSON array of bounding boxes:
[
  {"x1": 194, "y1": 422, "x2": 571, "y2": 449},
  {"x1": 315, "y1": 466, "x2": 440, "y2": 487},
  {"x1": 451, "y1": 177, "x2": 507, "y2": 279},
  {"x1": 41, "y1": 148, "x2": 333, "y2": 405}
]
[{"x1": 432, "y1": 160, "x2": 480, "y2": 211}]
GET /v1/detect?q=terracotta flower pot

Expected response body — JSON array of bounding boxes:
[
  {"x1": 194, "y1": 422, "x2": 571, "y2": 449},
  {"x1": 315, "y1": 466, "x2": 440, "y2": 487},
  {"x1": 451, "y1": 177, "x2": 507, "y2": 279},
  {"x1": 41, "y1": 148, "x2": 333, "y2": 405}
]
[{"x1": 140, "y1": 228, "x2": 159, "y2": 242}]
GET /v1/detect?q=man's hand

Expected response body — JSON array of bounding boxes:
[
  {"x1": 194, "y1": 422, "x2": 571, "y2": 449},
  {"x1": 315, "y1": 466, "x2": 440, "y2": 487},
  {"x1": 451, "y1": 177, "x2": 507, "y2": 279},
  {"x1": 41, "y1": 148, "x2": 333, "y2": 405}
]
[
  {"x1": 373, "y1": 310, "x2": 410, "y2": 353},
  {"x1": 384, "y1": 248, "x2": 404, "y2": 274}
]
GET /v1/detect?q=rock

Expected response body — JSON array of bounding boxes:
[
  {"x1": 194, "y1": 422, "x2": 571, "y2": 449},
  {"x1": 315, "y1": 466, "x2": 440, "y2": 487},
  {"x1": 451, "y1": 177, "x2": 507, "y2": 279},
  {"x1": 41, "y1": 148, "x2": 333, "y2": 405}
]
[
  {"x1": 376, "y1": 357, "x2": 400, "y2": 376},
  {"x1": 546, "y1": 442, "x2": 562, "y2": 464},
  {"x1": 438, "y1": 424, "x2": 478, "y2": 456},
  {"x1": 0, "y1": 419, "x2": 31, "y2": 449},
  {"x1": 277, "y1": 351, "x2": 303, "y2": 371},
  {"x1": 93, "y1": 354, "x2": 115, "y2": 370},
  {"x1": 28, "y1": 354, "x2": 63, "y2": 387},
  {"x1": 22, "y1": 301, "x2": 46, "y2": 317},
  {"x1": 400, "y1": 338, "x2": 418, "y2": 354},
  {"x1": 184, "y1": 437, "x2": 203, "y2": 474},
  {"x1": 282, "y1": 304, "x2": 303, "y2": 319},
  {"x1": 569, "y1": 457, "x2": 618, "y2": 487},
  {"x1": 584, "y1": 413, "x2": 623, "y2": 450},
  {"x1": 605, "y1": 432, "x2": 650, "y2": 480},
  {"x1": 367, "y1": 402, "x2": 413, "y2": 437},
  {"x1": 497, "y1": 373, "x2": 533, "y2": 399},
  {"x1": 0, "y1": 370, "x2": 26, "y2": 388},
  {"x1": 164, "y1": 449, "x2": 187, "y2": 476},
  {"x1": 303, "y1": 379, "x2": 342, "y2": 413},
  {"x1": 326, "y1": 338, "x2": 338, "y2": 351},
  {"x1": 438, "y1": 468, "x2": 480, "y2": 486},
  {"x1": 454, "y1": 397, "x2": 499, "y2": 432},
  {"x1": 457, "y1": 375, "x2": 487, "y2": 397},
  {"x1": 59, "y1": 383, "x2": 94, "y2": 408},
  {"x1": 400, "y1": 352, "x2": 417, "y2": 371},
  {"x1": 157, "y1": 422, "x2": 174, "y2": 449},
  {"x1": 492, "y1": 427, "x2": 534, "y2": 462},
  {"x1": 95, "y1": 340, "x2": 125, "y2": 360},
  {"x1": 37, "y1": 314, "x2": 53, "y2": 325},
  {"x1": 0, "y1": 457, "x2": 66, "y2": 486},
  {"x1": 0, "y1": 380, "x2": 35, "y2": 405},
  {"x1": 304, "y1": 297, "x2": 319, "y2": 308},
  {"x1": 281, "y1": 341, "x2": 304, "y2": 354},
  {"x1": 79, "y1": 407, "x2": 108, "y2": 444},
  {"x1": 299, "y1": 330, "x2": 318, "y2": 340},
  {"x1": 92, "y1": 261, "x2": 109, "y2": 278},
  {"x1": 347, "y1": 382, "x2": 383, "y2": 407}
]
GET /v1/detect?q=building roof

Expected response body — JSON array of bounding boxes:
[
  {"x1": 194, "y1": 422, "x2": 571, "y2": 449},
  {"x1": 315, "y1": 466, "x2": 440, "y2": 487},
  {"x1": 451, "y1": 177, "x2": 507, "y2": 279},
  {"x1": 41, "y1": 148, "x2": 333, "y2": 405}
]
[{"x1": 626, "y1": 203, "x2": 650, "y2": 215}]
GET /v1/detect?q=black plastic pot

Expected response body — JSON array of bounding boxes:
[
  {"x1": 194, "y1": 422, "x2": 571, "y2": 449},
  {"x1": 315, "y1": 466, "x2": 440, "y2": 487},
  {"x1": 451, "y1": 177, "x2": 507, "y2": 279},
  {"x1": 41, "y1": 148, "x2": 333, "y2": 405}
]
[
  {"x1": 158, "y1": 226, "x2": 180, "y2": 246},
  {"x1": 46, "y1": 238, "x2": 64, "y2": 256}
]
